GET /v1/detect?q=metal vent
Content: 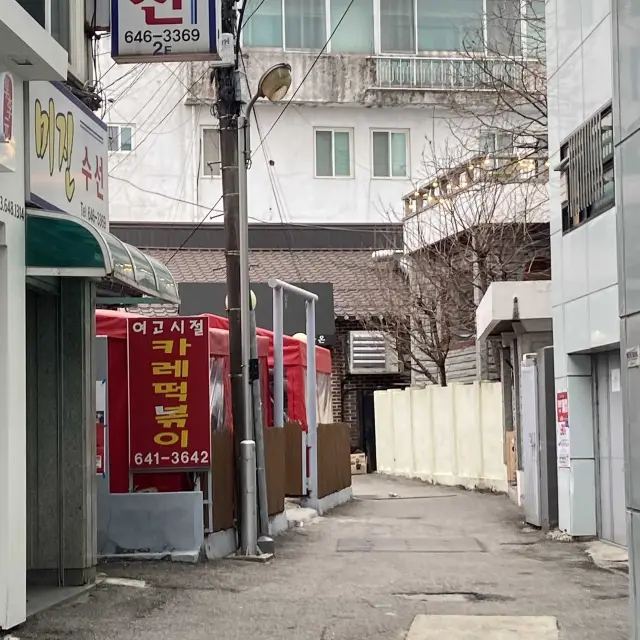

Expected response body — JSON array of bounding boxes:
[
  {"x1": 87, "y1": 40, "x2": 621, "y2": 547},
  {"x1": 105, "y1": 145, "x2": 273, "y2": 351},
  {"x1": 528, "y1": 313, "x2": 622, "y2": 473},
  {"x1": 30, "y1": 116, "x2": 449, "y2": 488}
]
[{"x1": 348, "y1": 331, "x2": 399, "y2": 375}]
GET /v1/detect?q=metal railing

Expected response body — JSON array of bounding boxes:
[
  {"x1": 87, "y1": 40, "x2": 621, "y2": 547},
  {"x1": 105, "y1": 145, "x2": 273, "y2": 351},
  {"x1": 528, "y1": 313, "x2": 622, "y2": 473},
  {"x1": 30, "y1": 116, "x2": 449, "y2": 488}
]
[{"x1": 373, "y1": 56, "x2": 527, "y2": 91}]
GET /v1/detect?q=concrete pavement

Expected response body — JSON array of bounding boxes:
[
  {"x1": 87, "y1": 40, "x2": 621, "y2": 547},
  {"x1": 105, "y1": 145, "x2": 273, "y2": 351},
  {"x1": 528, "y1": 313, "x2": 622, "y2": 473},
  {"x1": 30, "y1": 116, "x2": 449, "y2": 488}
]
[{"x1": 16, "y1": 475, "x2": 628, "y2": 639}]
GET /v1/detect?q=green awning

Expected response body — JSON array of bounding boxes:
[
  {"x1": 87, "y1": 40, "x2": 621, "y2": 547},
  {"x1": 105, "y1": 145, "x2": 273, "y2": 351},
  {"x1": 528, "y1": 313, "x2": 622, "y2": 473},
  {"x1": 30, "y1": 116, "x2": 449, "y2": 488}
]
[{"x1": 26, "y1": 210, "x2": 180, "y2": 305}]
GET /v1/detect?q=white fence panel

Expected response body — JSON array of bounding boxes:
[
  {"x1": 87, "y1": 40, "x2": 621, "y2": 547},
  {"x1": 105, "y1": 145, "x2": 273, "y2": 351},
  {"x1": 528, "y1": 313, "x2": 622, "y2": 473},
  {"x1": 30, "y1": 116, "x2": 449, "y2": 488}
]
[{"x1": 374, "y1": 382, "x2": 507, "y2": 492}]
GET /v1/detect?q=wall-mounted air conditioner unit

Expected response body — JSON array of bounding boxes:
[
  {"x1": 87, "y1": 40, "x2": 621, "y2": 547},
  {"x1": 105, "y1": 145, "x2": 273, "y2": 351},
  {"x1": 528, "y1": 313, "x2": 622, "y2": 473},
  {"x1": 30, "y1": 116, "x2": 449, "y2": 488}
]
[{"x1": 348, "y1": 331, "x2": 400, "y2": 375}]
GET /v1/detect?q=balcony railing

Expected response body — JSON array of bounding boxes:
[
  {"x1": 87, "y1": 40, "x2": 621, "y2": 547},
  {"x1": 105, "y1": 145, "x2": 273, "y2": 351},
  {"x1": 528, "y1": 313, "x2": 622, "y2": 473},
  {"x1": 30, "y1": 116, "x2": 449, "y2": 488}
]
[{"x1": 373, "y1": 56, "x2": 526, "y2": 91}]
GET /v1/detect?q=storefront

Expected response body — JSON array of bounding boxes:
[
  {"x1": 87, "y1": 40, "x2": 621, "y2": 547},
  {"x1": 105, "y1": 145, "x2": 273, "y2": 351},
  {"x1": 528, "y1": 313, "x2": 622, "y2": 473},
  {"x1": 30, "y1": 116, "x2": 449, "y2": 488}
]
[
  {"x1": 22, "y1": 80, "x2": 180, "y2": 601},
  {"x1": 0, "y1": 9, "x2": 68, "y2": 628},
  {"x1": 1, "y1": 69, "x2": 180, "y2": 628}
]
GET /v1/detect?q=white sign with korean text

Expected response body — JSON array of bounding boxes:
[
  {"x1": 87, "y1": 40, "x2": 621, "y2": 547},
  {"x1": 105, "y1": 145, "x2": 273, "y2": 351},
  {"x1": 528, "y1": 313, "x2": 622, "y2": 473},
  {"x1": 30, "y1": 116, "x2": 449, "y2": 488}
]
[
  {"x1": 111, "y1": 0, "x2": 230, "y2": 64},
  {"x1": 29, "y1": 82, "x2": 109, "y2": 230}
]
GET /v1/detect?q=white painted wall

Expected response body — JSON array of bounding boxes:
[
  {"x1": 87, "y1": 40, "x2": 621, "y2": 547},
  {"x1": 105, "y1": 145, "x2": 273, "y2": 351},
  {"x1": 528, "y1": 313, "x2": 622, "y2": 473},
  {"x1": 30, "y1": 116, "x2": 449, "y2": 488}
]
[
  {"x1": 374, "y1": 382, "x2": 507, "y2": 492},
  {"x1": 99, "y1": 43, "x2": 465, "y2": 225},
  {"x1": 546, "y1": 0, "x2": 615, "y2": 538},
  {"x1": 0, "y1": 65, "x2": 26, "y2": 630}
]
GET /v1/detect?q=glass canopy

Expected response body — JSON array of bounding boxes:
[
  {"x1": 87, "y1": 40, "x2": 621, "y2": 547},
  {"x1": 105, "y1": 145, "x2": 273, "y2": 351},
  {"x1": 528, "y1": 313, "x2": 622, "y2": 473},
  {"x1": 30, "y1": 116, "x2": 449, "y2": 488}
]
[{"x1": 26, "y1": 210, "x2": 180, "y2": 304}]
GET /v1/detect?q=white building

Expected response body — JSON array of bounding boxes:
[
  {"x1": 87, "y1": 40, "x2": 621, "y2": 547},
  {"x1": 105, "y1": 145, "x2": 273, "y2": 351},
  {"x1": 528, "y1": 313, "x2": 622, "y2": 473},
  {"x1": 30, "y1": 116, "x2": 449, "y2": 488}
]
[
  {"x1": 101, "y1": 0, "x2": 545, "y2": 227},
  {"x1": 546, "y1": 0, "x2": 621, "y2": 545}
]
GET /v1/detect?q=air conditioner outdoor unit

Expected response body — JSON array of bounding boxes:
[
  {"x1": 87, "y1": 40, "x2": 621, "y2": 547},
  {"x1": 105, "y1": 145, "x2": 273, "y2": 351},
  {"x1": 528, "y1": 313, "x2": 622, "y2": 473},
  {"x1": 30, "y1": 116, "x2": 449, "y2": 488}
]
[{"x1": 348, "y1": 331, "x2": 400, "y2": 375}]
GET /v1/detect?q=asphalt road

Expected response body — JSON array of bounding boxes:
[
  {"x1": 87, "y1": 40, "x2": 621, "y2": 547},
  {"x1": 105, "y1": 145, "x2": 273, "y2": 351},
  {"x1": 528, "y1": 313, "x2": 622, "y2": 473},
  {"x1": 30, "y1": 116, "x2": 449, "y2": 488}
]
[{"x1": 16, "y1": 475, "x2": 629, "y2": 639}]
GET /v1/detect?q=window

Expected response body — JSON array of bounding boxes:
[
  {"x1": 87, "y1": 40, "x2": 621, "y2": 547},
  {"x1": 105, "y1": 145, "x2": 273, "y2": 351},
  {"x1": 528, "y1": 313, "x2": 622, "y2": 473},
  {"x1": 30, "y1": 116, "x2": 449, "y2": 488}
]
[
  {"x1": 330, "y1": 0, "x2": 374, "y2": 53},
  {"x1": 315, "y1": 129, "x2": 352, "y2": 178},
  {"x1": 108, "y1": 125, "x2": 134, "y2": 152},
  {"x1": 524, "y1": 0, "x2": 546, "y2": 58},
  {"x1": 372, "y1": 131, "x2": 408, "y2": 178},
  {"x1": 17, "y1": 0, "x2": 70, "y2": 52},
  {"x1": 380, "y1": 0, "x2": 415, "y2": 53},
  {"x1": 243, "y1": 0, "x2": 374, "y2": 51},
  {"x1": 242, "y1": 0, "x2": 283, "y2": 47},
  {"x1": 417, "y1": 0, "x2": 483, "y2": 52},
  {"x1": 285, "y1": 0, "x2": 326, "y2": 50},
  {"x1": 486, "y1": 0, "x2": 522, "y2": 56},
  {"x1": 202, "y1": 128, "x2": 221, "y2": 177},
  {"x1": 559, "y1": 104, "x2": 614, "y2": 233}
]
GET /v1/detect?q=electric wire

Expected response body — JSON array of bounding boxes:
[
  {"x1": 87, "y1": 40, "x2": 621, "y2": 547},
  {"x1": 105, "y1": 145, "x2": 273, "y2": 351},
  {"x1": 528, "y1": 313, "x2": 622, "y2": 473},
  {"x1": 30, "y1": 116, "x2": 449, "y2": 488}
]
[
  {"x1": 253, "y1": 0, "x2": 357, "y2": 154},
  {"x1": 109, "y1": 66, "x2": 207, "y2": 174}
]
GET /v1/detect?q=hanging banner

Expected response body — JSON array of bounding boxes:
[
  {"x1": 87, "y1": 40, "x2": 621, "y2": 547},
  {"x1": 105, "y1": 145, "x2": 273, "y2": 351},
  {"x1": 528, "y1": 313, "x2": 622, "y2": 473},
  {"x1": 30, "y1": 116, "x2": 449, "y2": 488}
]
[
  {"x1": 127, "y1": 316, "x2": 211, "y2": 471},
  {"x1": 111, "y1": 0, "x2": 233, "y2": 64},
  {"x1": 556, "y1": 391, "x2": 570, "y2": 468}
]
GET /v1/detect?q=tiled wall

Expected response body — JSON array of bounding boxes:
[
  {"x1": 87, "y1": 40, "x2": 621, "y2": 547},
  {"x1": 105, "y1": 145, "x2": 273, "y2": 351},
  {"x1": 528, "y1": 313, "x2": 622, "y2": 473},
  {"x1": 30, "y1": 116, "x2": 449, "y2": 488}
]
[
  {"x1": 612, "y1": 0, "x2": 640, "y2": 631},
  {"x1": 547, "y1": 0, "x2": 616, "y2": 537}
]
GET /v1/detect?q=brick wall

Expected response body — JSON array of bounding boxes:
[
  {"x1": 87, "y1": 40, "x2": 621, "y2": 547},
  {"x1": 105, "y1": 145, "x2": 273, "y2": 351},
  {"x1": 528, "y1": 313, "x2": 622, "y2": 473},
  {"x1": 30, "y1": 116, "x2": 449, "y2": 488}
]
[{"x1": 330, "y1": 318, "x2": 410, "y2": 451}]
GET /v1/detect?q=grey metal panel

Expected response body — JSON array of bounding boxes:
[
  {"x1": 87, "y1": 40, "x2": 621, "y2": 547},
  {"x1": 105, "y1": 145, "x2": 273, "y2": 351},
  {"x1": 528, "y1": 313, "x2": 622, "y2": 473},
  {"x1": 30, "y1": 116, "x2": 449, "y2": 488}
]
[
  {"x1": 595, "y1": 350, "x2": 627, "y2": 546},
  {"x1": 521, "y1": 355, "x2": 541, "y2": 527},
  {"x1": 537, "y1": 346, "x2": 558, "y2": 530},
  {"x1": 178, "y1": 282, "x2": 335, "y2": 341}
]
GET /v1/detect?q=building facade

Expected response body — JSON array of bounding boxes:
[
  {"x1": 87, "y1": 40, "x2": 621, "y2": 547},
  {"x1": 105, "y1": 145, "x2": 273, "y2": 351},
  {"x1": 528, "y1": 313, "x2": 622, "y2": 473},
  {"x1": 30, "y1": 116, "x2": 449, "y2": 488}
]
[
  {"x1": 101, "y1": 0, "x2": 545, "y2": 226},
  {"x1": 612, "y1": 0, "x2": 640, "y2": 633},
  {"x1": 0, "y1": 2, "x2": 181, "y2": 630},
  {"x1": 546, "y1": 0, "x2": 622, "y2": 545}
]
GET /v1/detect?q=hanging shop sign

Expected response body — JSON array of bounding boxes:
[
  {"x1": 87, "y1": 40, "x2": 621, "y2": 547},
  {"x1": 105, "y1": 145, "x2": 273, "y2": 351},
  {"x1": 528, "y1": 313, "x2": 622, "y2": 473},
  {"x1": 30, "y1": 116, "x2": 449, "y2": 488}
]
[
  {"x1": 556, "y1": 391, "x2": 570, "y2": 469},
  {"x1": 111, "y1": 0, "x2": 233, "y2": 64},
  {"x1": 127, "y1": 316, "x2": 211, "y2": 471},
  {"x1": 29, "y1": 82, "x2": 109, "y2": 230}
]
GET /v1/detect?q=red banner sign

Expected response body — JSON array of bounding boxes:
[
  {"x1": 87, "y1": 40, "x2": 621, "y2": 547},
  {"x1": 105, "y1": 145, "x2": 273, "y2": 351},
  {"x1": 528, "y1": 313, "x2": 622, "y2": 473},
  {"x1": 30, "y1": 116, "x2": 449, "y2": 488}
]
[
  {"x1": 556, "y1": 391, "x2": 568, "y2": 423},
  {"x1": 127, "y1": 316, "x2": 211, "y2": 471}
]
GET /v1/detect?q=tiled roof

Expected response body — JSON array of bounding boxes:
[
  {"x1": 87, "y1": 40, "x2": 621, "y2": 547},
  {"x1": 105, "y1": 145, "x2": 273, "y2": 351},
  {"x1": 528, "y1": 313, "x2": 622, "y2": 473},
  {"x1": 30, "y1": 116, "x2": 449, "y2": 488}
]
[{"x1": 139, "y1": 248, "x2": 399, "y2": 318}]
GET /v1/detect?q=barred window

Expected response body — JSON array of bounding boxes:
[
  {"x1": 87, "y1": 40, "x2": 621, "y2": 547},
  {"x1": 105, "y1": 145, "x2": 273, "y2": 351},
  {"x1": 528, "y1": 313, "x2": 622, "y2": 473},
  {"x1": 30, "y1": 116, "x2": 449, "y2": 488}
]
[{"x1": 558, "y1": 103, "x2": 614, "y2": 233}]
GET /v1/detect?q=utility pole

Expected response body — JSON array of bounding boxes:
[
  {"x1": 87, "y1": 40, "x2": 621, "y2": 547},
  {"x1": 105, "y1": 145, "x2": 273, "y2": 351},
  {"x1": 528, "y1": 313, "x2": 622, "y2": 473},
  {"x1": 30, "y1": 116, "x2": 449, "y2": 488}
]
[{"x1": 214, "y1": 0, "x2": 247, "y2": 545}]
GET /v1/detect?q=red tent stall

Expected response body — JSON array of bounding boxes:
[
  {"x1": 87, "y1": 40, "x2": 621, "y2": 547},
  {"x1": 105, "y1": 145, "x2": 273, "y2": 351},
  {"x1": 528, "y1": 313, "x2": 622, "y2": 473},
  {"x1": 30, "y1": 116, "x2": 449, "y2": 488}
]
[
  {"x1": 95, "y1": 310, "x2": 270, "y2": 494},
  {"x1": 198, "y1": 314, "x2": 332, "y2": 429}
]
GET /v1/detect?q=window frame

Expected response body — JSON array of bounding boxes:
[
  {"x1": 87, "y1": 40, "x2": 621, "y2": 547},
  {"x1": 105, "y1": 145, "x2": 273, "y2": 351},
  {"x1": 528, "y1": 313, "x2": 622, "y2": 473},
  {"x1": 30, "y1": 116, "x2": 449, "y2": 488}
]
[
  {"x1": 240, "y1": 0, "x2": 541, "y2": 58},
  {"x1": 107, "y1": 124, "x2": 135, "y2": 153},
  {"x1": 201, "y1": 126, "x2": 222, "y2": 179},
  {"x1": 313, "y1": 127, "x2": 354, "y2": 179},
  {"x1": 559, "y1": 102, "x2": 614, "y2": 234},
  {"x1": 370, "y1": 128, "x2": 410, "y2": 180}
]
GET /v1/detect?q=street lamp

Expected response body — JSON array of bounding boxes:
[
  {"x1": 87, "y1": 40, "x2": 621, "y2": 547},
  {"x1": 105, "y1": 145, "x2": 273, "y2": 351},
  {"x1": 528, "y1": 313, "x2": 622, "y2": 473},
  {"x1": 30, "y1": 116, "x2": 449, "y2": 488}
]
[{"x1": 236, "y1": 63, "x2": 292, "y2": 557}]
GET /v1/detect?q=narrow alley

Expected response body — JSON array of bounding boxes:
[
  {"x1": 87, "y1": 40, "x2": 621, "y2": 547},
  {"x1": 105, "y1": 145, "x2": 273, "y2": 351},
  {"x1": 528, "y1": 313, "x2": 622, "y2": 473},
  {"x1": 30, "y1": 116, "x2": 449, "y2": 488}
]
[{"x1": 18, "y1": 475, "x2": 628, "y2": 640}]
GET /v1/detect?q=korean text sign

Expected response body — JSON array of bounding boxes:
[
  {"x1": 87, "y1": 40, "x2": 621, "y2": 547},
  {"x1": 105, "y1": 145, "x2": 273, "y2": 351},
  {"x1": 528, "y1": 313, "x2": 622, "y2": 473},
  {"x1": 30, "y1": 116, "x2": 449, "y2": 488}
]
[
  {"x1": 128, "y1": 316, "x2": 211, "y2": 470},
  {"x1": 111, "y1": 0, "x2": 224, "y2": 63},
  {"x1": 29, "y1": 82, "x2": 108, "y2": 230}
]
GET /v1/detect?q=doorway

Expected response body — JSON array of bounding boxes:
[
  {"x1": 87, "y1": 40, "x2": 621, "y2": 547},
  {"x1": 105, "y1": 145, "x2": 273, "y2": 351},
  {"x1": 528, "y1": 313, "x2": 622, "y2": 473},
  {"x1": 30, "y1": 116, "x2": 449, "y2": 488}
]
[
  {"x1": 594, "y1": 350, "x2": 626, "y2": 546},
  {"x1": 358, "y1": 390, "x2": 377, "y2": 473}
]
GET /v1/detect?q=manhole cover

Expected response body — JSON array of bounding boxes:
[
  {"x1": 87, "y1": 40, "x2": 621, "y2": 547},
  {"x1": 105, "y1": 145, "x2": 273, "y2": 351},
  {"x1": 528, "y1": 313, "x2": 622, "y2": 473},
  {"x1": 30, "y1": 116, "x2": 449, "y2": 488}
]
[{"x1": 336, "y1": 537, "x2": 485, "y2": 553}]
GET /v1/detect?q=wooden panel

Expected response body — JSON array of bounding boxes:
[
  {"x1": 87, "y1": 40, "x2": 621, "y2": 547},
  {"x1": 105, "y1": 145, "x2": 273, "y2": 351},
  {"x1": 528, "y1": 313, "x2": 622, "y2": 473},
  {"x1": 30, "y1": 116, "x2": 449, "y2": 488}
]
[
  {"x1": 263, "y1": 426, "x2": 285, "y2": 516},
  {"x1": 212, "y1": 429, "x2": 235, "y2": 532},
  {"x1": 317, "y1": 423, "x2": 352, "y2": 499},
  {"x1": 283, "y1": 422, "x2": 305, "y2": 496}
]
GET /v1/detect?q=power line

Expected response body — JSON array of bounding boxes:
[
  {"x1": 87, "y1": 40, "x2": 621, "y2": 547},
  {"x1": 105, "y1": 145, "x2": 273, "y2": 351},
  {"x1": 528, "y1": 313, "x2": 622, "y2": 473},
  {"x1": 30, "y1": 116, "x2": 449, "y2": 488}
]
[
  {"x1": 253, "y1": 0, "x2": 357, "y2": 154},
  {"x1": 164, "y1": 195, "x2": 225, "y2": 266},
  {"x1": 109, "y1": 175, "x2": 224, "y2": 213},
  {"x1": 109, "y1": 67, "x2": 207, "y2": 174}
]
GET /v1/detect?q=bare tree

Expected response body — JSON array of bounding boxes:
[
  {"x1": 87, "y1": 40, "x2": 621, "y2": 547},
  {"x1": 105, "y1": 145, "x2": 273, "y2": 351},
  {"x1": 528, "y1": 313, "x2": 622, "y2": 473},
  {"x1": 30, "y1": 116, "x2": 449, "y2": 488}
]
[
  {"x1": 371, "y1": 141, "x2": 549, "y2": 386},
  {"x1": 444, "y1": 0, "x2": 548, "y2": 157}
]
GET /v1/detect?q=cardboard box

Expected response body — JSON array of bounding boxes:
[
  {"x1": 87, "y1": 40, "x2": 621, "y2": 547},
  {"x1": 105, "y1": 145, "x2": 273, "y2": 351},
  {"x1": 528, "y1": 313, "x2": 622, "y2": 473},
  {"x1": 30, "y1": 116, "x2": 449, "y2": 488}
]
[{"x1": 351, "y1": 453, "x2": 367, "y2": 475}]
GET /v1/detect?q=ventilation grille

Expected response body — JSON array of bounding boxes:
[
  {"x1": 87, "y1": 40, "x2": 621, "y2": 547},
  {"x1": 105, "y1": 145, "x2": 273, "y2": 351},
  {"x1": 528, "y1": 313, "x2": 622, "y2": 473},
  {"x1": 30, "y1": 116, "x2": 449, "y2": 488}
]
[{"x1": 348, "y1": 331, "x2": 400, "y2": 375}]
